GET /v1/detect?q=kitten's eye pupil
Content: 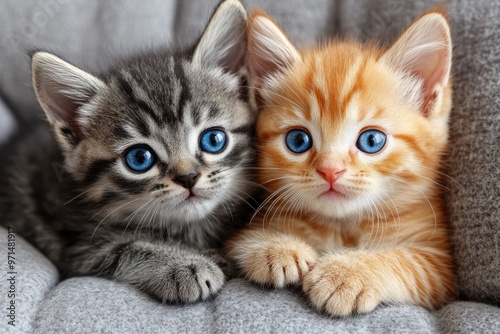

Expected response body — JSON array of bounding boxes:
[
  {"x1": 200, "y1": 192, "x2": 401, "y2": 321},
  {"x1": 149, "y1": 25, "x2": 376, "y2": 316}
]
[
  {"x1": 124, "y1": 146, "x2": 156, "y2": 173},
  {"x1": 200, "y1": 129, "x2": 227, "y2": 154},
  {"x1": 135, "y1": 151, "x2": 146, "y2": 164},
  {"x1": 368, "y1": 134, "x2": 376, "y2": 147},
  {"x1": 286, "y1": 129, "x2": 312, "y2": 153},
  {"x1": 356, "y1": 130, "x2": 386, "y2": 154},
  {"x1": 210, "y1": 133, "x2": 221, "y2": 146},
  {"x1": 294, "y1": 134, "x2": 305, "y2": 146}
]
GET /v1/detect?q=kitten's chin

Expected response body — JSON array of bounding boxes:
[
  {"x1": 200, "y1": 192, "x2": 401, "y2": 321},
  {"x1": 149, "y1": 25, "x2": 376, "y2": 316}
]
[
  {"x1": 171, "y1": 197, "x2": 219, "y2": 222},
  {"x1": 319, "y1": 189, "x2": 345, "y2": 200},
  {"x1": 307, "y1": 190, "x2": 361, "y2": 219}
]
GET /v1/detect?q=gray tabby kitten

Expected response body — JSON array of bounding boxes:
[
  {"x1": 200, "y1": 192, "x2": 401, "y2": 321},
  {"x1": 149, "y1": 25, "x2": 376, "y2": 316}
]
[{"x1": 0, "y1": 0, "x2": 255, "y2": 303}]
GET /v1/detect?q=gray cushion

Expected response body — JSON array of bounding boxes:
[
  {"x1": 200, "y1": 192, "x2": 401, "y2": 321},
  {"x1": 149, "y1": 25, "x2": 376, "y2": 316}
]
[
  {"x1": 0, "y1": 226, "x2": 58, "y2": 333},
  {"x1": 436, "y1": 302, "x2": 500, "y2": 334},
  {"x1": 0, "y1": 221, "x2": 495, "y2": 333},
  {"x1": 34, "y1": 277, "x2": 439, "y2": 334}
]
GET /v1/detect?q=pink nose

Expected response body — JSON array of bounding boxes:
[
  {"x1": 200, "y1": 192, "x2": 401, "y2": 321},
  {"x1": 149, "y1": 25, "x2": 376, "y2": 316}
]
[{"x1": 317, "y1": 167, "x2": 346, "y2": 184}]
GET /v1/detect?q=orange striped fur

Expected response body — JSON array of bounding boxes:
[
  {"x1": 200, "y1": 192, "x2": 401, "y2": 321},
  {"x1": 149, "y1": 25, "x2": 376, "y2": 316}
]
[{"x1": 226, "y1": 11, "x2": 456, "y2": 316}]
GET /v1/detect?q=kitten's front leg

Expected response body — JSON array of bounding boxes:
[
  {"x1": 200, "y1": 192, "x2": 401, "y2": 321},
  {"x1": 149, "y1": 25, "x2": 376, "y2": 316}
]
[
  {"x1": 303, "y1": 248, "x2": 455, "y2": 316},
  {"x1": 226, "y1": 229, "x2": 318, "y2": 287},
  {"x1": 67, "y1": 239, "x2": 225, "y2": 303}
]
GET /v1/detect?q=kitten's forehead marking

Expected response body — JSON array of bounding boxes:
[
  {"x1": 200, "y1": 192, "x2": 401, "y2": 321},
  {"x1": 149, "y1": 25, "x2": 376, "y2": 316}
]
[
  {"x1": 338, "y1": 55, "x2": 364, "y2": 103},
  {"x1": 312, "y1": 55, "x2": 329, "y2": 106},
  {"x1": 309, "y1": 53, "x2": 366, "y2": 151},
  {"x1": 119, "y1": 70, "x2": 163, "y2": 114},
  {"x1": 168, "y1": 57, "x2": 183, "y2": 110},
  {"x1": 308, "y1": 90, "x2": 321, "y2": 124},
  {"x1": 320, "y1": 93, "x2": 362, "y2": 155}
]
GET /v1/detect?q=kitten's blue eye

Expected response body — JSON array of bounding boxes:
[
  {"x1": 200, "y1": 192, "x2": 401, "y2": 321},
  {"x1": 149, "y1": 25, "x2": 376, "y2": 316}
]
[
  {"x1": 356, "y1": 129, "x2": 386, "y2": 154},
  {"x1": 124, "y1": 146, "x2": 156, "y2": 172},
  {"x1": 199, "y1": 129, "x2": 227, "y2": 154},
  {"x1": 286, "y1": 129, "x2": 312, "y2": 153}
]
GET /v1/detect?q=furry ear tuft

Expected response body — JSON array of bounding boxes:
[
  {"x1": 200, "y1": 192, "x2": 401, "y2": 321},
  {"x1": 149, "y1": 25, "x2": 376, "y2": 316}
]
[
  {"x1": 192, "y1": 0, "x2": 247, "y2": 74},
  {"x1": 31, "y1": 52, "x2": 105, "y2": 151},
  {"x1": 380, "y1": 12, "x2": 452, "y2": 117},
  {"x1": 247, "y1": 12, "x2": 301, "y2": 99}
]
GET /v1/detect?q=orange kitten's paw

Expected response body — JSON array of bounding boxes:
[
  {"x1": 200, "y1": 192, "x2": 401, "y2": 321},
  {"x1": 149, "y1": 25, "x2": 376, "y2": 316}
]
[
  {"x1": 243, "y1": 238, "x2": 317, "y2": 288},
  {"x1": 303, "y1": 255, "x2": 381, "y2": 316}
]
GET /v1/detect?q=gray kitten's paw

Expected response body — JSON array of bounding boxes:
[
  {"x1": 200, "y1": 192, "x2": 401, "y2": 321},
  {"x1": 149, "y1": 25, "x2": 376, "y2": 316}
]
[
  {"x1": 154, "y1": 257, "x2": 225, "y2": 303},
  {"x1": 200, "y1": 248, "x2": 235, "y2": 278}
]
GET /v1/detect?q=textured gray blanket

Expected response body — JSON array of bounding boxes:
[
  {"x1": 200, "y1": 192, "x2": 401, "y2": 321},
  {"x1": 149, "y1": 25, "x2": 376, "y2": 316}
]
[
  {"x1": 0, "y1": 226, "x2": 499, "y2": 333},
  {"x1": 0, "y1": 0, "x2": 498, "y2": 333}
]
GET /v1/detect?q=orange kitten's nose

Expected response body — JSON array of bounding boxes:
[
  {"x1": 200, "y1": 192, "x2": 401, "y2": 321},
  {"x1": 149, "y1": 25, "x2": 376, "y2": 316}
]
[{"x1": 317, "y1": 166, "x2": 346, "y2": 185}]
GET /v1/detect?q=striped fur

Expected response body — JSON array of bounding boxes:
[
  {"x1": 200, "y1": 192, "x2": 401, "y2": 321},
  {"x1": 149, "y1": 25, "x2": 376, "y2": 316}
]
[
  {"x1": 0, "y1": 0, "x2": 256, "y2": 304},
  {"x1": 226, "y1": 11, "x2": 456, "y2": 316}
]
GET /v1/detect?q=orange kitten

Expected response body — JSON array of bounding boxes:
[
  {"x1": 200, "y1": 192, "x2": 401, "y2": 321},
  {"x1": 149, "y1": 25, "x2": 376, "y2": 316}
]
[{"x1": 226, "y1": 10, "x2": 456, "y2": 316}]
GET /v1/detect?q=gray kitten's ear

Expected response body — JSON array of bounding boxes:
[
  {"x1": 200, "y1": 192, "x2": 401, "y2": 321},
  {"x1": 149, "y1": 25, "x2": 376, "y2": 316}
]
[
  {"x1": 31, "y1": 52, "x2": 105, "y2": 150},
  {"x1": 192, "y1": 0, "x2": 247, "y2": 74}
]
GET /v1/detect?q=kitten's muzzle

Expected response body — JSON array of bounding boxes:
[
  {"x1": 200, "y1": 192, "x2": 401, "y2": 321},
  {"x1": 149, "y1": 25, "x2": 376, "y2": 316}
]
[
  {"x1": 317, "y1": 166, "x2": 346, "y2": 186},
  {"x1": 173, "y1": 173, "x2": 201, "y2": 190}
]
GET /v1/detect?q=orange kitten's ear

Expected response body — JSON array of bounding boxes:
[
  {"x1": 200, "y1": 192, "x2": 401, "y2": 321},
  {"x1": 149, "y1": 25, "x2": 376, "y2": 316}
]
[
  {"x1": 380, "y1": 12, "x2": 452, "y2": 117},
  {"x1": 248, "y1": 12, "x2": 301, "y2": 92}
]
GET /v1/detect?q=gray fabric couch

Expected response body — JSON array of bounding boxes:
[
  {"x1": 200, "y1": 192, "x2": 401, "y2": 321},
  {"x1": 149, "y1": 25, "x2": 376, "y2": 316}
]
[{"x1": 1, "y1": 1, "x2": 499, "y2": 333}]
